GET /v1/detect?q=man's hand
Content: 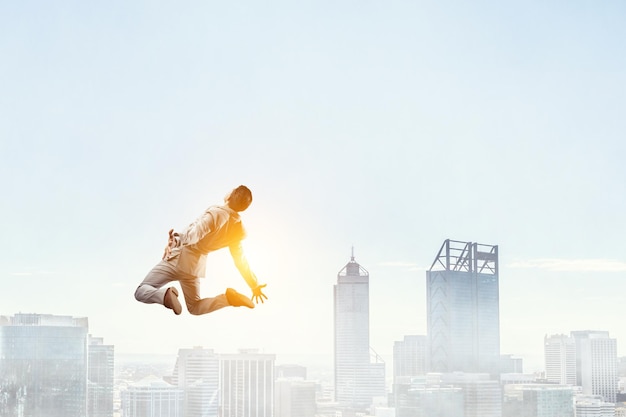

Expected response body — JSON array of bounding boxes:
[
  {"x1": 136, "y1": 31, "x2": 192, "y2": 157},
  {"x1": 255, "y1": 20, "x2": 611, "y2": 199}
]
[
  {"x1": 162, "y1": 229, "x2": 179, "y2": 260},
  {"x1": 251, "y1": 284, "x2": 268, "y2": 304}
]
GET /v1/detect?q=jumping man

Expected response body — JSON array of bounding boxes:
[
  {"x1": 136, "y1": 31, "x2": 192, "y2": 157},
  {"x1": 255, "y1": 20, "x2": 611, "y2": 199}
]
[{"x1": 134, "y1": 185, "x2": 267, "y2": 315}]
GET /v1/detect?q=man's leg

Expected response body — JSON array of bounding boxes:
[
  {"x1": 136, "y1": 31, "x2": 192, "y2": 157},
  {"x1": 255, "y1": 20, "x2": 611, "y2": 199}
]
[
  {"x1": 178, "y1": 276, "x2": 232, "y2": 315},
  {"x1": 134, "y1": 260, "x2": 182, "y2": 314}
]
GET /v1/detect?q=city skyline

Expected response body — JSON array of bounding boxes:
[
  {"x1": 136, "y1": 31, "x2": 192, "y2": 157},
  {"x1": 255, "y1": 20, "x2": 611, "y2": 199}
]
[
  {"x1": 1, "y1": 1, "x2": 625, "y2": 372},
  {"x1": 1, "y1": 311, "x2": 623, "y2": 416}
]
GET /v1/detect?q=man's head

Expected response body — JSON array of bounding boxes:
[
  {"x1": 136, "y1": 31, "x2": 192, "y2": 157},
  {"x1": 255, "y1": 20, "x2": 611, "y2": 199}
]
[{"x1": 225, "y1": 185, "x2": 253, "y2": 212}]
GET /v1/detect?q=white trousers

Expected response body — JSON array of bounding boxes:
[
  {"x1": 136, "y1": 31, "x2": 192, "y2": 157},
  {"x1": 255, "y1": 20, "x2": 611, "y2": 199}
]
[{"x1": 134, "y1": 259, "x2": 229, "y2": 315}]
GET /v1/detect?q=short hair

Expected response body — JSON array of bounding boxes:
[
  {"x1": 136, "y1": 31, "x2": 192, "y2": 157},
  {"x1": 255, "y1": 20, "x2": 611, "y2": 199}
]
[{"x1": 228, "y1": 185, "x2": 253, "y2": 211}]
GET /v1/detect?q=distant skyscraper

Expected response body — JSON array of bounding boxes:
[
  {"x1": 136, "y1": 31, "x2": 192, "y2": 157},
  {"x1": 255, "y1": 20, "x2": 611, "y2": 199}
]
[
  {"x1": 571, "y1": 330, "x2": 618, "y2": 402},
  {"x1": 121, "y1": 376, "x2": 184, "y2": 417},
  {"x1": 499, "y1": 354, "x2": 523, "y2": 374},
  {"x1": 393, "y1": 335, "x2": 428, "y2": 382},
  {"x1": 219, "y1": 349, "x2": 275, "y2": 417},
  {"x1": 333, "y1": 250, "x2": 386, "y2": 410},
  {"x1": 170, "y1": 346, "x2": 220, "y2": 417},
  {"x1": 275, "y1": 364, "x2": 307, "y2": 380},
  {"x1": 575, "y1": 395, "x2": 615, "y2": 417},
  {"x1": 439, "y1": 373, "x2": 502, "y2": 417},
  {"x1": 544, "y1": 334, "x2": 577, "y2": 385},
  {"x1": 503, "y1": 384, "x2": 574, "y2": 417},
  {"x1": 426, "y1": 239, "x2": 500, "y2": 375},
  {"x1": 275, "y1": 379, "x2": 317, "y2": 417},
  {"x1": 0, "y1": 313, "x2": 89, "y2": 417},
  {"x1": 88, "y1": 335, "x2": 115, "y2": 417}
]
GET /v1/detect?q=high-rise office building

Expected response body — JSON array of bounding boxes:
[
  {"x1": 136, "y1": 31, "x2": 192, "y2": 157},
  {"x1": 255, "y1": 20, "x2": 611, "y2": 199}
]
[
  {"x1": 427, "y1": 239, "x2": 500, "y2": 375},
  {"x1": 88, "y1": 335, "x2": 115, "y2": 417},
  {"x1": 275, "y1": 379, "x2": 317, "y2": 417},
  {"x1": 503, "y1": 384, "x2": 574, "y2": 417},
  {"x1": 393, "y1": 376, "x2": 464, "y2": 417},
  {"x1": 393, "y1": 335, "x2": 428, "y2": 382},
  {"x1": 333, "y1": 251, "x2": 386, "y2": 411},
  {"x1": 0, "y1": 313, "x2": 89, "y2": 417},
  {"x1": 544, "y1": 334, "x2": 577, "y2": 385},
  {"x1": 396, "y1": 385, "x2": 464, "y2": 417},
  {"x1": 169, "y1": 346, "x2": 220, "y2": 417},
  {"x1": 439, "y1": 373, "x2": 502, "y2": 417},
  {"x1": 571, "y1": 331, "x2": 618, "y2": 402},
  {"x1": 120, "y1": 376, "x2": 184, "y2": 417},
  {"x1": 500, "y1": 354, "x2": 523, "y2": 374},
  {"x1": 219, "y1": 349, "x2": 275, "y2": 417},
  {"x1": 575, "y1": 395, "x2": 615, "y2": 417},
  {"x1": 615, "y1": 404, "x2": 626, "y2": 417}
]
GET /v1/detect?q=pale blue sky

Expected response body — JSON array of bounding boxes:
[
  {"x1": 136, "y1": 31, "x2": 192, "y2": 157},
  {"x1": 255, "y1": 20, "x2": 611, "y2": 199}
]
[{"x1": 1, "y1": 1, "x2": 625, "y2": 372}]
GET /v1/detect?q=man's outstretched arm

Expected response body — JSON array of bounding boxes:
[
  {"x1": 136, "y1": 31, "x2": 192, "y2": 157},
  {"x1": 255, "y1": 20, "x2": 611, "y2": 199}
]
[{"x1": 229, "y1": 242, "x2": 268, "y2": 303}]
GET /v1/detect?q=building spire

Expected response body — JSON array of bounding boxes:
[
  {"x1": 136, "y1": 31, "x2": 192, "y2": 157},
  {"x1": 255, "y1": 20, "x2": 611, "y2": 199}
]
[{"x1": 337, "y1": 245, "x2": 369, "y2": 278}]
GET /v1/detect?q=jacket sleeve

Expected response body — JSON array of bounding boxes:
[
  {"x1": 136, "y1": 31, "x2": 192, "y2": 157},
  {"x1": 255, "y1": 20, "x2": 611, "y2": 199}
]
[
  {"x1": 179, "y1": 211, "x2": 215, "y2": 247},
  {"x1": 229, "y1": 241, "x2": 258, "y2": 289}
]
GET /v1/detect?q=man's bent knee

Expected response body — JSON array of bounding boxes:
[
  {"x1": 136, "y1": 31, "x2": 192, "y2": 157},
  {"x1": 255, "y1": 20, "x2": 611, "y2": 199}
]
[
  {"x1": 134, "y1": 286, "x2": 146, "y2": 302},
  {"x1": 186, "y1": 302, "x2": 204, "y2": 316}
]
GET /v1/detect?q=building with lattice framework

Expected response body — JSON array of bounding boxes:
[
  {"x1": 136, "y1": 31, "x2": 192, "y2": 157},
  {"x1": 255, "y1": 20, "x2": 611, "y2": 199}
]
[{"x1": 426, "y1": 239, "x2": 500, "y2": 375}]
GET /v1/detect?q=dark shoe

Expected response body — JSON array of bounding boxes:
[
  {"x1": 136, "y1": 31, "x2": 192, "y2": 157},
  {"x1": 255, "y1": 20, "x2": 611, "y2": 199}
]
[
  {"x1": 164, "y1": 287, "x2": 182, "y2": 315},
  {"x1": 225, "y1": 288, "x2": 254, "y2": 309}
]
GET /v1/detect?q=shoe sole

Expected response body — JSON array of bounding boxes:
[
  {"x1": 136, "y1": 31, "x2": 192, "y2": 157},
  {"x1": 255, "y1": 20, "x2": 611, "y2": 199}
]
[{"x1": 166, "y1": 288, "x2": 182, "y2": 315}]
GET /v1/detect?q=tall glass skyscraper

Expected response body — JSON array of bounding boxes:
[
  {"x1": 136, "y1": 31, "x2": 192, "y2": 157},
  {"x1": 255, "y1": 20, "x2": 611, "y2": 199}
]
[
  {"x1": 426, "y1": 239, "x2": 500, "y2": 375},
  {"x1": 333, "y1": 251, "x2": 385, "y2": 411},
  {"x1": 88, "y1": 335, "x2": 115, "y2": 417},
  {"x1": 571, "y1": 330, "x2": 618, "y2": 402},
  {"x1": 393, "y1": 335, "x2": 429, "y2": 382},
  {"x1": 0, "y1": 313, "x2": 89, "y2": 417}
]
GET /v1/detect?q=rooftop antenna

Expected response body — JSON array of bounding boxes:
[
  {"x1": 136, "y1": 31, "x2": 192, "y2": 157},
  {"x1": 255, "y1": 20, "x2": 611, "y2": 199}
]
[{"x1": 351, "y1": 245, "x2": 355, "y2": 261}]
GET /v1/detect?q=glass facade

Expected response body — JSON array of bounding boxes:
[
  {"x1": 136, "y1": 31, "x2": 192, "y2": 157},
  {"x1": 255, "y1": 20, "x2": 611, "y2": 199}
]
[
  {"x1": 333, "y1": 254, "x2": 386, "y2": 410},
  {"x1": 395, "y1": 386, "x2": 464, "y2": 417},
  {"x1": 503, "y1": 384, "x2": 575, "y2": 417},
  {"x1": 393, "y1": 335, "x2": 428, "y2": 382},
  {"x1": 0, "y1": 314, "x2": 88, "y2": 417},
  {"x1": 88, "y1": 336, "x2": 114, "y2": 417},
  {"x1": 427, "y1": 240, "x2": 500, "y2": 375}
]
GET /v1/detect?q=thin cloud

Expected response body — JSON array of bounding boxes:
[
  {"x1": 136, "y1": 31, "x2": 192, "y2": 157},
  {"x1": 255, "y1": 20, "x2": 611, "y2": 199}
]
[
  {"x1": 507, "y1": 258, "x2": 626, "y2": 272},
  {"x1": 10, "y1": 270, "x2": 56, "y2": 277}
]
